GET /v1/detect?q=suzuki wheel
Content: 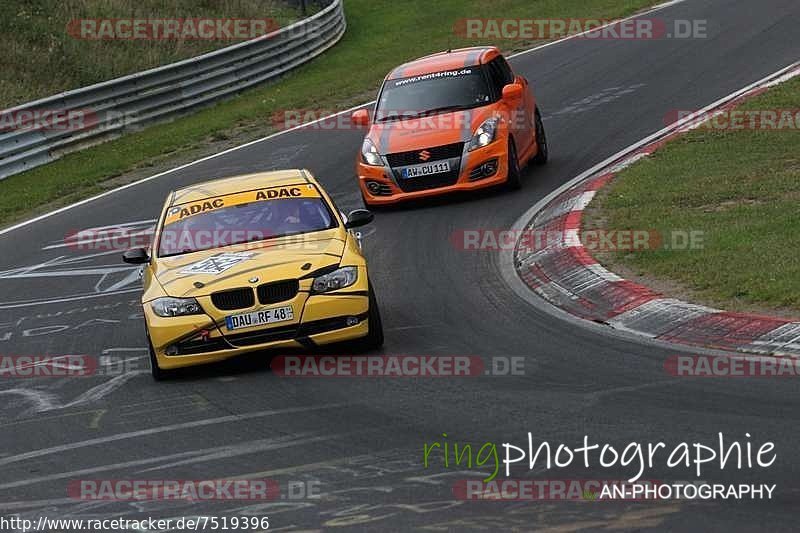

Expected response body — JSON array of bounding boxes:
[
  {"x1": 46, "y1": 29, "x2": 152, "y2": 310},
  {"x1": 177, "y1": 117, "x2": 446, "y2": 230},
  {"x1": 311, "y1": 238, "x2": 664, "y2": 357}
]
[{"x1": 506, "y1": 137, "x2": 522, "y2": 190}]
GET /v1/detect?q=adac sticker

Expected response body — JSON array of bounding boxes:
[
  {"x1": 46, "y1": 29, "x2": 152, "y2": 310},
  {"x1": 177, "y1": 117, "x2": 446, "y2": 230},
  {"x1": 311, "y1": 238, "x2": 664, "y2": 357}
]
[
  {"x1": 180, "y1": 252, "x2": 257, "y2": 275},
  {"x1": 165, "y1": 184, "x2": 320, "y2": 225}
]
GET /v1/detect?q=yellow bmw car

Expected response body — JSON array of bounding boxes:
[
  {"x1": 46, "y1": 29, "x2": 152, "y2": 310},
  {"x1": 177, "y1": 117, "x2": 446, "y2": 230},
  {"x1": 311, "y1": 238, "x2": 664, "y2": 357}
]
[{"x1": 123, "y1": 169, "x2": 383, "y2": 380}]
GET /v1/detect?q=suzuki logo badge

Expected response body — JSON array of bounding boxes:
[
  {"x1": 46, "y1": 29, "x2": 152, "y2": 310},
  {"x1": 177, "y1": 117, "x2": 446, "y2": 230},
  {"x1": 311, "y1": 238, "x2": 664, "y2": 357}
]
[{"x1": 419, "y1": 150, "x2": 431, "y2": 161}]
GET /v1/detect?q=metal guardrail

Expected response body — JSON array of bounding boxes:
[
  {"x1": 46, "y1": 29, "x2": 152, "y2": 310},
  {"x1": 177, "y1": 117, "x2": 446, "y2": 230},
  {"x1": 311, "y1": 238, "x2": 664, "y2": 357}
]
[{"x1": 0, "y1": 0, "x2": 346, "y2": 180}]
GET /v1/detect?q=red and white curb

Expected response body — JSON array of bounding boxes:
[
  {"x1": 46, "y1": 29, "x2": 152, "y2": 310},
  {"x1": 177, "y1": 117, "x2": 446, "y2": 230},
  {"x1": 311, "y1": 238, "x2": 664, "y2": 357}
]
[{"x1": 506, "y1": 60, "x2": 800, "y2": 357}]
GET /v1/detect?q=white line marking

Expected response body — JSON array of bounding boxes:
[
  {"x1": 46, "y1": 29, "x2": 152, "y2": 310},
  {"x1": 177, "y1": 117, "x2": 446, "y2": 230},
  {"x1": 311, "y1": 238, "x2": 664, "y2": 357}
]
[
  {"x1": 0, "y1": 403, "x2": 349, "y2": 467},
  {"x1": 563, "y1": 228, "x2": 581, "y2": 247},
  {"x1": 0, "y1": 372, "x2": 145, "y2": 413},
  {"x1": 0, "y1": 388, "x2": 56, "y2": 412},
  {"x1": 586, "y1": 263, "x2": 623, "y2": 282},
  {"x1": 0, "y1": 0, "x2": 689, "y2": 238},
  {"x1": 572, "y1": 191, "x2": 597, "y2": 211},
  {"x1": 0, "y1": 497, "x2": 81, "y2": 511},
  {"x1": 137, "y1": 432, "x2": 341, "y2": 473},
  {"x1": 508, "y1": 0, "x2": 688, "y2": 59},
  {"x1": 0, "y1": 433, "x2": 322, "y2": 490},
  {"x1": 0, "y1": 288, "x2": 141, "y2": 309},
  {"x1": 0, "y1": 100, "x2": 369, "y2": 237},
  {"x1": 0, "y1": 355, "x2": 80, "y2": 376}
]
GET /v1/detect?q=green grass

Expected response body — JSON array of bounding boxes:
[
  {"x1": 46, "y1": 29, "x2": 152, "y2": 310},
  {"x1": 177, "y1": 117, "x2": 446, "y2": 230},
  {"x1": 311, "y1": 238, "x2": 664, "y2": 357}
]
[
  {"x1": 0, "y1": 0, "x2": 301, "y2": 107},
  {"x1": 0, "y1": 0, "x2": 660, "y2": 227},
  {"x1": 587, "y1": 76, "x2": 800, "y2": 314}
]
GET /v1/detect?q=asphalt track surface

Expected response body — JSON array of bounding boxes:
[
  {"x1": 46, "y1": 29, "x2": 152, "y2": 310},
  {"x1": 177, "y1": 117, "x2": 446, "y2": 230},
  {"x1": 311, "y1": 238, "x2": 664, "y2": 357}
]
[{"x1": 1, "y1": 0, "x2": 799, "y2": 531}]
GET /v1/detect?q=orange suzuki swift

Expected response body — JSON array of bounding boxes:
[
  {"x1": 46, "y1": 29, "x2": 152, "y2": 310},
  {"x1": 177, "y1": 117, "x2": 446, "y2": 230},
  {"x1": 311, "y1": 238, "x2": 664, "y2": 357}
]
[{"x1": 353, "y1": 46, "x2": 548, "y2": 206}]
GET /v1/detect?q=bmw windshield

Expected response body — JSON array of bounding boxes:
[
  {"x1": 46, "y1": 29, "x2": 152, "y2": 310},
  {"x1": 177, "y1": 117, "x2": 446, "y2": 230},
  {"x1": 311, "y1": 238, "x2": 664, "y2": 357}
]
[{"x1": 158, "y1": 185, "x2": 337, "y2": 257}]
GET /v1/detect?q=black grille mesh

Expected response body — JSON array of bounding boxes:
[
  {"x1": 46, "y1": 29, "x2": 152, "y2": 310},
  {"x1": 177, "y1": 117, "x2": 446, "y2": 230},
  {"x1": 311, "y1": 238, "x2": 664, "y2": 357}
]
[
  {"x1": 257, "y1": 279, "x2": 299, "y2": 304},
  {"x1": 211, "y1": 288, "x2": 254, "y2": 310},
  {"x1": 385, "y1": 142, "x2": 464, "y2": 167}
]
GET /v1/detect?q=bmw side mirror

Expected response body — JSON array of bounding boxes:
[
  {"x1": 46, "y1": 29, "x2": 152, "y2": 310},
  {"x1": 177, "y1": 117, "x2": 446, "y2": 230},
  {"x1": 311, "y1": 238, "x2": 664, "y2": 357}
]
[
  {"x1": 344, "y1": 209, "x2": 374, "y2": 229},
  {"x1": 123, "y1": 248, "x2": 150, "y2": 264}
]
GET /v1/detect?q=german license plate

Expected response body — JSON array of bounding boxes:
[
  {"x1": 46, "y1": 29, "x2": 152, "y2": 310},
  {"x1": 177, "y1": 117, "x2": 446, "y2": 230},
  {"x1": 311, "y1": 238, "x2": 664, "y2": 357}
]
[
  {"x1": 400, "y1": 161, "x2": 450, "y2": 178},
  {"x1": 225, "y1": 306, "x2": 293, "y2": 330}
]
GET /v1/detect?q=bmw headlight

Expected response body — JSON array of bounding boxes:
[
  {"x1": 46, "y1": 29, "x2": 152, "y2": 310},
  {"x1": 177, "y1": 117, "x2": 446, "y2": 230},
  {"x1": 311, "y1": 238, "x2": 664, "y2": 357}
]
[
  {"x1": 151, "y1": 297, "x2": 204, "y2": 317},
  {"x1": 312, "y1": 266, "x2": 358, "y2": 294},
  {"x1": 361, "y1": 138, "x2": 383, "y2": 166},
  {"x1": 468, "y1": 117, "x2": 500, "y2": 151}
]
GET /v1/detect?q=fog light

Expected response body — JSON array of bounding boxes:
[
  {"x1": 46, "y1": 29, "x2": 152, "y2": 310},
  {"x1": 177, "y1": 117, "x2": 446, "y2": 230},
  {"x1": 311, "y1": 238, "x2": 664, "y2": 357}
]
[
  {"x1": 469, "y1": 158, "x2": 500, "y2": 181},
  {"x1": 346, "y1": 316, "x2": 359, "y2": 327},
  {"x1": 366, "y1": 181, "x2": 382, "y2": 194},
  {"x1": 165, "y1": 345, "x2": 179, "y2": 356}
]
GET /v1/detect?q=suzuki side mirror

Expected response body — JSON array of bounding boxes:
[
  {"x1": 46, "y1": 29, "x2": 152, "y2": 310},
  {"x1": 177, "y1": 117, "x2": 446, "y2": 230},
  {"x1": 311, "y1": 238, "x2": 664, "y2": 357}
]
[
  {"x1": 351, "y1": 109, "x2": 371, "y2": 127},
  {"x1": 502, "y1": 83, "x2": 524, "y2": 101}
]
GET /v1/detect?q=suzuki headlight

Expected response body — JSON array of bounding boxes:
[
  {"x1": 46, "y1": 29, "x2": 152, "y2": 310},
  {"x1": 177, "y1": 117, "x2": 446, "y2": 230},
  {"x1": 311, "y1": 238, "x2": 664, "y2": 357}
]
[
  {"x1": 151, "y1": 297, "x2": 204, "y2": 317},
  {"x1": 361, "y1": 138, "x2": 383, "y2": 166},
  {"x1": 312, "y1": 266, "x2": 358, "y2": 294},
  {"x1": 468, "y1": 117, "x2": 500, "y2": 151}
]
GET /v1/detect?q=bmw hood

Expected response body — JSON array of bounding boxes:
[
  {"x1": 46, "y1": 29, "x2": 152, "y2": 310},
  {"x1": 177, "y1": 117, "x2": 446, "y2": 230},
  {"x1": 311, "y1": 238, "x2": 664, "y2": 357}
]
[{"x1": 152, "y1": 229, "x2": 345, "y2": 298}]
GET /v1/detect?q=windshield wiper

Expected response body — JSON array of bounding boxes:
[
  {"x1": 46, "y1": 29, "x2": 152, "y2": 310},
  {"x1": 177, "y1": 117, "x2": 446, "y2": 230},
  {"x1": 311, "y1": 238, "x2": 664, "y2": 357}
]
[
  {"x1": 376, "y1": 104, "x2": 475, "y2": 122},
  {"x1": 376, "y1": 111, "x2": 420, "y2": 122},
  {"x1": 417, "y1": 104, "x2": 475, "y2": 117}
]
